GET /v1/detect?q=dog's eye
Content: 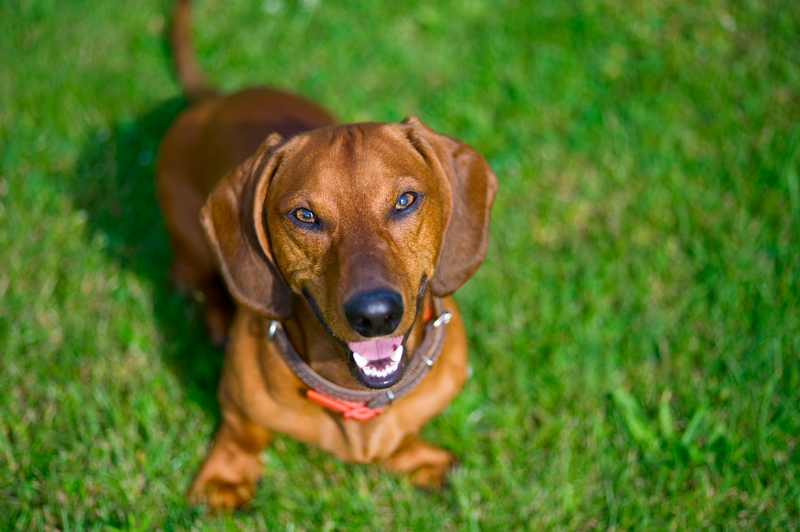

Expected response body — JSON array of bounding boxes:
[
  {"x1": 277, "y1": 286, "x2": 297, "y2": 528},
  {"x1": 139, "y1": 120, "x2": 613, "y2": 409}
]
[
  {"x1": 294, "y1": 208, "x2": 316, "y2": 223},
  {"x1": 395, "y1": 193, "x2": 416, "y2": 211}
]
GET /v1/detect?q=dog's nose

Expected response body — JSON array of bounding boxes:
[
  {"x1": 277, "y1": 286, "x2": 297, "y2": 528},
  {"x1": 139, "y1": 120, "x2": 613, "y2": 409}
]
[{"x1": 344, "y1": 290, "x2": 404, "y2": 337}]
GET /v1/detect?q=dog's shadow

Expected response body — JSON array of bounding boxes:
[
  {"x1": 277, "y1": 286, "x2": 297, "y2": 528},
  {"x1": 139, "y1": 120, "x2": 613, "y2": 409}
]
[{"x1": 69, "y1": 97, "x2": 222, "y2": 418}]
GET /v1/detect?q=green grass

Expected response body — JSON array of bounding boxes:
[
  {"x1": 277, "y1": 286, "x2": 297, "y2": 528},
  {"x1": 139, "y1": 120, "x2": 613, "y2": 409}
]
[{"x1": 1, "y1": 0, "x2": 799, "y2": 529}]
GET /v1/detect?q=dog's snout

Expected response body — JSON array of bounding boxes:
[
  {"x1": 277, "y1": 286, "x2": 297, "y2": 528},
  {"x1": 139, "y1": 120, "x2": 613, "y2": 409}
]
[{"x1": 344, "y1": 290, "x2": 404, "y2": 337}]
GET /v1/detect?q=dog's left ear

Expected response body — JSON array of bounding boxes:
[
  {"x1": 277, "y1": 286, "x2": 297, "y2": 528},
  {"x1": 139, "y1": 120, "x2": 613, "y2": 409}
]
[
  {"x1": 401, "y1": 116, "x2": 498, "y2": 296},
  {"x1": 200, "y1": 133, "x2": 293, "y2": 320}
]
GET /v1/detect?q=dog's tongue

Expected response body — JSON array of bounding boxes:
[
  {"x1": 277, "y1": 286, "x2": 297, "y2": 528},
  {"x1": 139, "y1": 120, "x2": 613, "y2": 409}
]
[{"x1": 347, "y1": 336, "x2": 403, "y2": 361}]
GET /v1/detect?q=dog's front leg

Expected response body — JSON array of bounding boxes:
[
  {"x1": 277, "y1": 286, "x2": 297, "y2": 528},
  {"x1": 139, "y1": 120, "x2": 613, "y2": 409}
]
[
  {"x1": 187, "y1": 403, "x2": 272, "y2": 511},
  {"x1": 381, "y1": 434, "x2": 458, "y2": 489}
]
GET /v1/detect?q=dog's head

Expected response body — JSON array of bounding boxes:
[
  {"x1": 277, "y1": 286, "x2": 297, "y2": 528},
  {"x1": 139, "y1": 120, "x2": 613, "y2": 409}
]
[{"x1": 201, "y1": 117, "x2": 496, "y2": 389}]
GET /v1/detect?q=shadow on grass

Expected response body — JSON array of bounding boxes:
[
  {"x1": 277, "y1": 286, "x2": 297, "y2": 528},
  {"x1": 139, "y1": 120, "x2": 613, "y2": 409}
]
[{"x1": 68, "y1": 98, "x2": 222, "y2": 419}]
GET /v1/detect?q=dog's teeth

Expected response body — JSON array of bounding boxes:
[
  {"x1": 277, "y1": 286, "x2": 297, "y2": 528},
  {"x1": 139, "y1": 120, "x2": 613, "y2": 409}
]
[
  {"x1": 390, "y1": 345, "x2": 403, "y2": 362},
  {"x1": 360, "y1": 355, "x2": 403, "y2": 380},
  {"x1": 353, "y1": 352, "x2": 368, "y2": 368}
]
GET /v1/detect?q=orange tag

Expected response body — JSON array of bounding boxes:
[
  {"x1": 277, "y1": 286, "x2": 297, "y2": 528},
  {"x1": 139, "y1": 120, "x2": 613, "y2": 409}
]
[
  {"x1": 306, "y1": 389, "x2": 383, "y2": 421},
  {"x1": 423, "y1": 302, "x2": 432, "y2": 323}
]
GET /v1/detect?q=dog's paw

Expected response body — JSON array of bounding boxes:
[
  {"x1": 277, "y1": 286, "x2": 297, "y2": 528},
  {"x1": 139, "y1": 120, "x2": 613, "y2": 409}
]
[
  {"x1": 187, "y1": 477, "x2": 256, "y2": 513},
  {"x1": 407, "y1": 451, "x2": 458, "y2": 489},
  {"x1": 187, "y1": 443, "x2": 263, "y2": 513},
  {"x1": 382, "y1": 436, "x2": 459, "y2": 489}
]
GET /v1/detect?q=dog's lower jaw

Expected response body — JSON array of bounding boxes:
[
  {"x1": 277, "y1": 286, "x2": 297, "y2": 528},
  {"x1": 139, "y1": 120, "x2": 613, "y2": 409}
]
[
  {"x1": 346, "y1": 334, "x2": 406, "y2": 388},
  {"x1": 348, "y1": 350, "x2": 406, "y2": 389}
]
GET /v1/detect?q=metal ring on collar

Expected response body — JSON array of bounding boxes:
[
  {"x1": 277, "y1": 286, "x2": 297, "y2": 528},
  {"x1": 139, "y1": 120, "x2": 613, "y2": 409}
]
[{"x1": 433, "y1": 311, "x2": 451, "y2": 328}]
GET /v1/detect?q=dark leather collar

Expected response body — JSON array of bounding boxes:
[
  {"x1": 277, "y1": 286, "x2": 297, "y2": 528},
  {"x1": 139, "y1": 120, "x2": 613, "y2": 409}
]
[{"x1": 267, "y1": 298, "x2": 451, "y2": 409}]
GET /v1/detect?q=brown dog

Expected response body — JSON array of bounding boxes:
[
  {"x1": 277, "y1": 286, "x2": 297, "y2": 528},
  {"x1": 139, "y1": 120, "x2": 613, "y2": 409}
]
[{"x1": 156, "y1": 0, "x2": 496, "y2": 510}]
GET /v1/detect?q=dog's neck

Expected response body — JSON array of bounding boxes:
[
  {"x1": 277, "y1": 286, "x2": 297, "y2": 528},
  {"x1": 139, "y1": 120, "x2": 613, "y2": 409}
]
[{"x1": 281, "y1": 292, "x2": 433, "y2": 389}]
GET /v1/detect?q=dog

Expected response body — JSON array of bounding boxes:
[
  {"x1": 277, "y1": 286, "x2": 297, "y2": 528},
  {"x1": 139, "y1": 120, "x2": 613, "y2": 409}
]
[{"x1": 155, "y1": 0, "x2": 496, "y2": 510}]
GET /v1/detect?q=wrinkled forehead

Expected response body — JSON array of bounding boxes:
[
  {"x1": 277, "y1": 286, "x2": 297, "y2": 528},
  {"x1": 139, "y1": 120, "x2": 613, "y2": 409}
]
[{"x1": 272, "y1": 123, "x2": 433, "y2": 196}]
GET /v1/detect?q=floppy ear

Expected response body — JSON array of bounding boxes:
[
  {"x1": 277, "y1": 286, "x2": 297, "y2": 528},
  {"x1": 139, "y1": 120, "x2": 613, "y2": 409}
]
[
  {"x1": 200, "y1": 133, "x2": 293, "y2": 319},
  {"x1": 401, "y1": 116, "x2": 497, "y2": 296}
]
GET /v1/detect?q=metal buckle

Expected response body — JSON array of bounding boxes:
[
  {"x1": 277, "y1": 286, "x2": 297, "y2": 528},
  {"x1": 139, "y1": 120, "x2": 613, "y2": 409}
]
[
  {"x1": 432, "y1": 311, "x2": 451, "y2": 328},
  {"x1": 268, "y1": 321, "x2": 278, "y2": 341}
]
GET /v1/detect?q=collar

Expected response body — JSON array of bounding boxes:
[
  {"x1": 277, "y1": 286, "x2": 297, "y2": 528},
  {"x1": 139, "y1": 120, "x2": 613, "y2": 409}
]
[{"x1": 266, "y1": 297, "x2": 451, "y2": 421}]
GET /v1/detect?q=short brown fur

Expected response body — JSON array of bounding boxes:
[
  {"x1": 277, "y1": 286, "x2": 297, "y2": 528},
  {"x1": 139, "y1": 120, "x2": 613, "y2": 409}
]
[{"x1": 156, "y1": 0, "x2": 496, "y2": 511}]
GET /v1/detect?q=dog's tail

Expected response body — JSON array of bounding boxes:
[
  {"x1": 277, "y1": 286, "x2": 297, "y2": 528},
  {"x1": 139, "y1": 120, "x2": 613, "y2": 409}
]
[{"x1": 168, "y1": 0, "x2": 218, "y2": 103}]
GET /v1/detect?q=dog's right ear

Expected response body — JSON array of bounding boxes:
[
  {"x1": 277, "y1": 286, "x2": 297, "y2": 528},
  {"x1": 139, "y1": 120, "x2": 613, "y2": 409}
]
[
  {"x1": 200, "y1": 133, "x2": 293, "y2": 320},
  {"x1": 401, "y1": 117, "x2": 497, "y2": 297}
]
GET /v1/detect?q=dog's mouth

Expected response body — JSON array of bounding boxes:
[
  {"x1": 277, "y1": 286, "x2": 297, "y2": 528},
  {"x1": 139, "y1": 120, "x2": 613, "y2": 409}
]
[
  {"x1": 303, "y1": 279, "x2": 427, "y2": 390},
  {"x1": 347, "y1": 335, "x2": 405, "y2": 389}
]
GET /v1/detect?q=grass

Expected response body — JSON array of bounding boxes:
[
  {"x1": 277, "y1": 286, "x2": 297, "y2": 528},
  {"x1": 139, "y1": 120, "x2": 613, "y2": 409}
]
[{"x1": 1, "y1": 0, "x2": 799, "y2": 529}]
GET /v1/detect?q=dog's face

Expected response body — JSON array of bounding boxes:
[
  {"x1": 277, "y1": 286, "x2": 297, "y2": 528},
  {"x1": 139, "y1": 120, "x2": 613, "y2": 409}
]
[
  {"x1": 266, "y1": 123, "x2": 448, "y2": 387},
  {"x1": 202, "y1": 117, "x2": 496, "y2": 389}
]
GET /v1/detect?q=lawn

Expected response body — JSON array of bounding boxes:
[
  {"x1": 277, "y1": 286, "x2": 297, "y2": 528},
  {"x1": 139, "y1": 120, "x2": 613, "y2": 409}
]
[{"x1": 1, "y1": 0, "x2": 799, "y2": 530}]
